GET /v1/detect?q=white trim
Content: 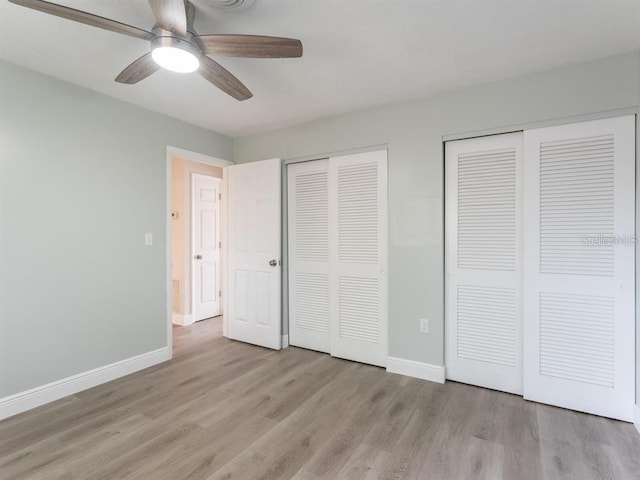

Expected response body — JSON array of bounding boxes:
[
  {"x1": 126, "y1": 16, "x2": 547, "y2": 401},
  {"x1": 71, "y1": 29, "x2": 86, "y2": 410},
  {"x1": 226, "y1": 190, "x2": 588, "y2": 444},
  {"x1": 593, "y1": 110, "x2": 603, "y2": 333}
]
[
  {"x1": 167, "y1": 146, "x2": 233, "y2": 167},
  {"x1": 172, "y1": 313, "x2": 194, "y2": 326},
  {"x1": 634, "y1": 405, "x2": 640, "y2": 434},
  {"x1": 281, "y1": 335, "x2": 289, "y2": 348},
  {"x1": 386, "y1": 357, "x2": 446, "y2": 384},
  {"x1": 0, "y1": 347, "x2": 170, "y2": 420},
  {"x1": 222, "y1": 172, "x2": 228, "y2": 338},
  {"x1": 166, "y1": 151, "x2": 174, "y2": 355},
  {"x1": 283, "y1": 143, "x2": 389, "y2": 165}
]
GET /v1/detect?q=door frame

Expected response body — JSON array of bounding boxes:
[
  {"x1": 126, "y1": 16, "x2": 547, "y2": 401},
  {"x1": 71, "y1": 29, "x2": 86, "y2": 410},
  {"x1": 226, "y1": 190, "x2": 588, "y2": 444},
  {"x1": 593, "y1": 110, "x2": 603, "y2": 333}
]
[
  {"x1": 191, "y1": 173, "x2": 223, "y2": 321},
  {"x1": 166, "y1": 146, "x2": 233, "y2": 353}
]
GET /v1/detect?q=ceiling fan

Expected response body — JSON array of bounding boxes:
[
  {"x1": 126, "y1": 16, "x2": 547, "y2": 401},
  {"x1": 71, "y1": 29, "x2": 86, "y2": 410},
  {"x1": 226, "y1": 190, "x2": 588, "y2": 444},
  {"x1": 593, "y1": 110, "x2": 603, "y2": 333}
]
[{"x1": 8, "y1": 0, "x2": 304, "y2": 100}]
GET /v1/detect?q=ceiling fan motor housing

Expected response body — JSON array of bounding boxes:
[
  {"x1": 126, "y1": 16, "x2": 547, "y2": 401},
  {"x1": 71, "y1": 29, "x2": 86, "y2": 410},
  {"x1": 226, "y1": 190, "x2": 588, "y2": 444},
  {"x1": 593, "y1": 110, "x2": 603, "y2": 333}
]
[{"x1": 151, "y1": 26, "x2": 202, "y2": 56}]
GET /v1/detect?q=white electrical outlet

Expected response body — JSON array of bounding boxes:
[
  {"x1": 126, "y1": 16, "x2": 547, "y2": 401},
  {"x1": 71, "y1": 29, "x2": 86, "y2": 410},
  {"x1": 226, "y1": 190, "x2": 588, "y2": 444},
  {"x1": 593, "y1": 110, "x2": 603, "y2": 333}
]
[{"x1": 419, "y1": 318, "x2": 429, "y2": 333}]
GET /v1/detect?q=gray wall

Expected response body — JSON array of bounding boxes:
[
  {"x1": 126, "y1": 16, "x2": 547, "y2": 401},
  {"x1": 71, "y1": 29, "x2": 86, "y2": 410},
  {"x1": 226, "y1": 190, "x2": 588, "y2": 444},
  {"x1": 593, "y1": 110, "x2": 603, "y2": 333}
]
[
  {"x1": 0, "y1": 60, "x2": 233, "y2": 397},
  {"x1": 234, "y1": 52, "x2": 640, "y2": 384}
]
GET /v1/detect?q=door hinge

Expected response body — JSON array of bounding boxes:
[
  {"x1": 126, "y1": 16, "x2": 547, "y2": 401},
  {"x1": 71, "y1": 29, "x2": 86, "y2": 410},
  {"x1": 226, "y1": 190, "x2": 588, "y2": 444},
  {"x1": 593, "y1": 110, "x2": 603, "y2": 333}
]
[
  {"x1": 218, "y1": 193, "x2": 221, "y2": 200},
  {"x1": 218, "y1": 241, "x2": 221, "y2": 248},
  {"x1": 218, "y1": 290, "x2": 221, "y2": 297}
]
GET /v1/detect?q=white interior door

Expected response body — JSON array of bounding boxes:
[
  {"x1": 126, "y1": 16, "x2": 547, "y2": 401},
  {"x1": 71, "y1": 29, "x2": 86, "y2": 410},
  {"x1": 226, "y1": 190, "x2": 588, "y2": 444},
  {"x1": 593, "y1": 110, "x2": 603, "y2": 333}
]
[
  {"x1": 226, "y1": 158, "x2": 282, "y2": 350},
  {"x1": 329, "y1": 150, "x2": 388, "y2": 367},
  {"x1": 523, "y1": 115, "x2": 635, "y2": 421},
  {"x1": 288, "y1": 159, "x2": 330, "y2": 353},
  {"x1": 445, "y1": 132, "x2": 524, "y2": 395},
  {"x1": 192, "y1": 174, "x2": 222, "y2": 321}
]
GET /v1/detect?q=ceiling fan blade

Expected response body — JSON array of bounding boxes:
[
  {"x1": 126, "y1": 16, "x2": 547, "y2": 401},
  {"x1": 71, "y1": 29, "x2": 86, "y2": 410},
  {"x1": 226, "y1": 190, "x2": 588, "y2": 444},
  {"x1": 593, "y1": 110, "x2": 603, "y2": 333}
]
[
  {"x1": 198, "y1": 56, "x2": 252, "y2": 101},
  {"x1": 198, "y1": 35, "x2": 303, "y2": 58},
  {"x1": 148, "y1": 0, "x2": 187, "y2": 36},
  {"x1": 8, "y1": 0, "x2": 153, "y2": 41},
  {"x1": 115, "y1": 52, "x2": 160, "y2": 84}
]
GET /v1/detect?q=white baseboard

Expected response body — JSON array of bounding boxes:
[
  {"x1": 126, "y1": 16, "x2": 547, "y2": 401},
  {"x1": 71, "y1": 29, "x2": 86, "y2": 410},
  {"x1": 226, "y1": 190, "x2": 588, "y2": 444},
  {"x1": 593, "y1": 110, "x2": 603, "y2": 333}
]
[
  {"x1": 281, "y1": 335, "x2": 289, "y2": 349},
  {"x1": 386, "y1": 357, "x2": 445, "y2": 384},
  {"x1": 634, "y1": 404, "x2": 640, "y2": 435},
  {"x1": 172, "y1": 313, "x2": 194, "y2": 326},
  {"x1": 0, "y1": 347, "x2": 171, "y2": 420}
]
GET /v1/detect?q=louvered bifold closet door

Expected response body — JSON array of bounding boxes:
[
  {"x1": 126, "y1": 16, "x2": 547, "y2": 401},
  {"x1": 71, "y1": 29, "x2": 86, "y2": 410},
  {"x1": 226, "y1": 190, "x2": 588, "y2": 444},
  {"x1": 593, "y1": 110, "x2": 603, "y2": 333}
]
[
  {"x1": 329, "y1": 150, "x2": 388, "y2": 367},
  {"x1": 445, "y1": 133, "x2": 524, "y2": 395},
  {"x1": 288, "y1": 159, "x2": 331, "y2": 352},
  {"x1": 523, "y1": 116, "x2": 635, "y2": 421}
]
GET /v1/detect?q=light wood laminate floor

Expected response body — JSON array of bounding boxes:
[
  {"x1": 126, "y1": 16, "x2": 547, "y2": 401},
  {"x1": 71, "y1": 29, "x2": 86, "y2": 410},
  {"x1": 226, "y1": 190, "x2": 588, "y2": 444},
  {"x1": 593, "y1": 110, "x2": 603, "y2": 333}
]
[{"x1": 1, "y1": 317, "x2": 639, "y2": 480}]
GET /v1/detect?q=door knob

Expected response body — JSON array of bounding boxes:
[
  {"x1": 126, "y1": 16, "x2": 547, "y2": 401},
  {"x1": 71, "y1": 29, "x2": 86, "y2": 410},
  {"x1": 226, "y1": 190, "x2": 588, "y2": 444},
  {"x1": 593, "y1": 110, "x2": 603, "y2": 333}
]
[
  {"x1": 269, "y1": 259, "x2": 278, "y2": 267},
  {"x1": 195, "y1": 254, "x2": 203, "y2": 260}
]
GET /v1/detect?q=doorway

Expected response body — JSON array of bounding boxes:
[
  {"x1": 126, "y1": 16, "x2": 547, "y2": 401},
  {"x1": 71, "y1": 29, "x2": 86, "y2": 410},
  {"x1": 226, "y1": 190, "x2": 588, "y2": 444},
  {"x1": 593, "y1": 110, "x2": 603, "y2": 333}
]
[{"x1": 167, "y1": 147, "x2": 232, "y2": 331}]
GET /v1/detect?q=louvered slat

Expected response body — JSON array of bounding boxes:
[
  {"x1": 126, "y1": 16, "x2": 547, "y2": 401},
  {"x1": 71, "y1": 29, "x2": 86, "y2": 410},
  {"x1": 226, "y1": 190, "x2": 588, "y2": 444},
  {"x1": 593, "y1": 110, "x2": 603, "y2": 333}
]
[
  {"x1": 295, "y1": 172, "x2": 329, "y2": 262},
  {"x1": 457, "y1": 148, "x2": 516, "y2": 271},
  {"x1": 294, "y1": 273, "x2": 329, "y2": 332},
  {"x1": 457, "y1": 285, "x2": 517, "y2": 367},
  {"x1": 539, "y1": 292, "x2": 614, "y2": 387},
  {"x1": 338, "y1": 163, "x2": 378, "y2": 264},
  {"x1": 338, "y1": 276, "x2": 379, "y2": 343},
  {"x1": 539, "y1": 134, "x2": 614, "y2": 276}
]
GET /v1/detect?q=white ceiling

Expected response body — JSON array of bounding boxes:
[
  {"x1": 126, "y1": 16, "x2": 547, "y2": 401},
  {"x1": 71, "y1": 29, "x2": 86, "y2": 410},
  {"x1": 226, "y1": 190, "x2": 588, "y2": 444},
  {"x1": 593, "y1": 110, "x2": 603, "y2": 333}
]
[{"x1": 1, "y1": 0, "x2": 639, "y2": 137}]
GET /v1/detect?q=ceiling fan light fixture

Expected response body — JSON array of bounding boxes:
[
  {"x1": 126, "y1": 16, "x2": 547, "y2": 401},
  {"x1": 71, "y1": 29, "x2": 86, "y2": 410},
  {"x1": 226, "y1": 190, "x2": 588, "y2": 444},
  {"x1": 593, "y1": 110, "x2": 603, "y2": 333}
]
[
  {"x1": 151, "y1": 36, "x2": 200, "y2": 73},
  {"x1": 152, "y1": 46, "x2": 199, "y2": 73}
]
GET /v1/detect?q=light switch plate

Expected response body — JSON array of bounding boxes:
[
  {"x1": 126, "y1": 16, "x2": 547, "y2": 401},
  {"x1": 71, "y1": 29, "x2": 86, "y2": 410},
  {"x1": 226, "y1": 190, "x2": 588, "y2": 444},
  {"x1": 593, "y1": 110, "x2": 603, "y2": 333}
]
[
  {"x1": 419, "y1": 318, "x2": 429, "y2": 333},
  {"x1": 145, "y1": 233, "x2": 153, "y2": 246}
]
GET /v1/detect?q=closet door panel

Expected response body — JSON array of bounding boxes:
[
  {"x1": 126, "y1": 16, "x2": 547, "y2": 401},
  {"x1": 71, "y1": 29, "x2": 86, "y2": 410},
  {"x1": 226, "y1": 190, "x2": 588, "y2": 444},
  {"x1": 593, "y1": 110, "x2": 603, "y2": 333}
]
[
  {"x1": 523, "y1": 115, "x2": 635, "y2": 421},
  {"x1": 288, "y1": 160, "x2": 330, "y2": 352},
  {"x1": 445, "y1": 133, "x2": 524, "y2": 395},
  {"x1": 329, "y1": 150, "x2": 388, "y2": 367}
]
